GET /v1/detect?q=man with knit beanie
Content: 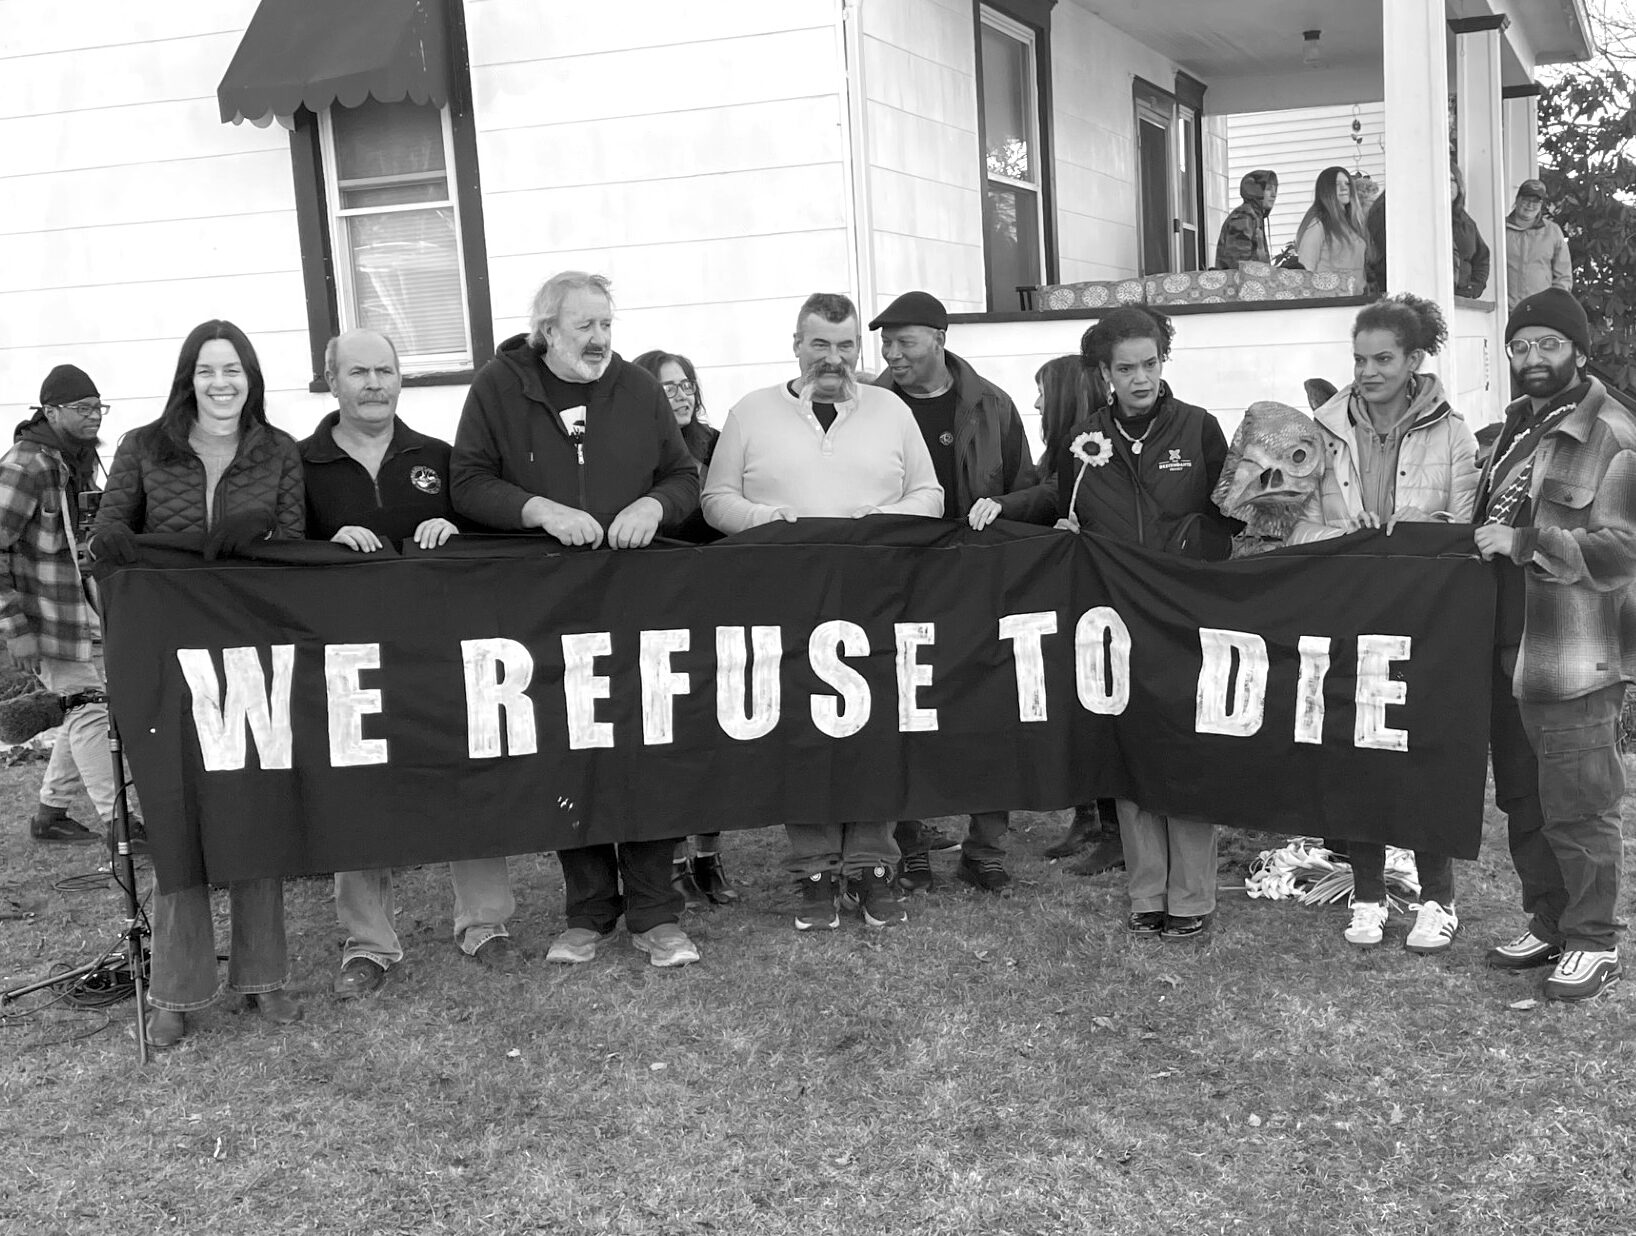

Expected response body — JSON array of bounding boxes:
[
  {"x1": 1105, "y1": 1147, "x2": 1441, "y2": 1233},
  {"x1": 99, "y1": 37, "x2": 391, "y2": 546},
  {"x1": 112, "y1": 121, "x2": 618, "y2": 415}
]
[
  {"x1": 1476, "y1": 288, "x2": 1636, "y2": 1001},
  {"x1": 0, "y1": 365, "x2": 143, "y2": 850}
]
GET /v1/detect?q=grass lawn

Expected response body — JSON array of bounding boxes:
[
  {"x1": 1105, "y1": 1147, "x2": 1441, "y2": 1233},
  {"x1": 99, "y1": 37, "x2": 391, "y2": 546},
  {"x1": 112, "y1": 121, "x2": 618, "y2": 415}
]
[{"x1": 2, "y1": 754, "x2": 1634, "y2": 1236}]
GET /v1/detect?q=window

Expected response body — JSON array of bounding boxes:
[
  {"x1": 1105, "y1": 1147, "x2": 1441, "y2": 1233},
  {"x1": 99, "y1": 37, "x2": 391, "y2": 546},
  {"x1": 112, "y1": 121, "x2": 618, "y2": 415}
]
[
  {"x1": 977, "y1": 2, "x2": 1055, "y2": 310},
  {"x1": 320, "y1": 99, "x2": 472, "y2": 372},
  {"x1": 1134, "y1": 75, "x2": 1209, "y2": 276}
]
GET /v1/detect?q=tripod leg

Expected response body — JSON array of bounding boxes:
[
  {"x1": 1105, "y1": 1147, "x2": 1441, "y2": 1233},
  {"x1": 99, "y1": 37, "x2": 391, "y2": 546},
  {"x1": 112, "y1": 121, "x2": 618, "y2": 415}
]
[{"x1": 105, "y1": 708, "x2": 149, "y2": 1063}]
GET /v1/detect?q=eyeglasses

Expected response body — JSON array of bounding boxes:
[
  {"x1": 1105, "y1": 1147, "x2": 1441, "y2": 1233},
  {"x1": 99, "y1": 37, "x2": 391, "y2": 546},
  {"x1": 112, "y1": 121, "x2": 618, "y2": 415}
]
[
  {"x1": 1505, "y1": 336, "x2": 1572, "y2": 359},
  {"x1": 660, "y1": 380, "x2": 696, "y2": 398},
  {"x1": 51, "y1": 401, "x2": 108, "y2": 416}
]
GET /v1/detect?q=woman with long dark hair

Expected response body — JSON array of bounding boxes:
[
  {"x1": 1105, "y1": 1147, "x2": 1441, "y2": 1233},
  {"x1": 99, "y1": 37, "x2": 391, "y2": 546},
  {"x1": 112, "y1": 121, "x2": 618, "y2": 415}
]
[
  {"x1": 1294, "y1": 166, "x2": 1367, "y2": 280},
  {"x1": 92, "y1": 319, "x2": 305, "y2": 1047},
  {"x1": 1069, "y1": 307, "x2": 1235, "y2": 942},
  {"x1": 1290, "y1": 293, "x2": 1477, "y2": 954}
]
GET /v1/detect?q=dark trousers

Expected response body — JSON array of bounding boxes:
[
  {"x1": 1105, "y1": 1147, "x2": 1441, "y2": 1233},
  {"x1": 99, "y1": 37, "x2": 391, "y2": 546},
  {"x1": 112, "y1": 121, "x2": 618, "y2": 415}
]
[
  {"x1": 1491, "y1": 649, "x2": 1626, "y2": 951},
  {"x1": 558, "y1": 838, "x2": 683, "y2": 935},
  {"x1": 1349, "y1": 844, "x2": 1454, "y2": 906}
]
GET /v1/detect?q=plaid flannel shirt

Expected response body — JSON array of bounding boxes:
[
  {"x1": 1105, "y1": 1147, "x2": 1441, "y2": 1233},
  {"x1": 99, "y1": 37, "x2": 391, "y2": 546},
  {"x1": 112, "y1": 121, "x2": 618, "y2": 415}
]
[
  {"x1": 0, "y1": 439, "x2": 98, "y2": 662},
  {"x1": 1489, "y1": 378, "x2": 1636, "y2": 702}
]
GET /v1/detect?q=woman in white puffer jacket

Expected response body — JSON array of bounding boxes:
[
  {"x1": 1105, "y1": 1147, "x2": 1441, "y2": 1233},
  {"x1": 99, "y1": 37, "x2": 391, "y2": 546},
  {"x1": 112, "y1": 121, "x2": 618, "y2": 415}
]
[{"x1": 1289, "y1": 293, "x2": 1480, "y2": 957}]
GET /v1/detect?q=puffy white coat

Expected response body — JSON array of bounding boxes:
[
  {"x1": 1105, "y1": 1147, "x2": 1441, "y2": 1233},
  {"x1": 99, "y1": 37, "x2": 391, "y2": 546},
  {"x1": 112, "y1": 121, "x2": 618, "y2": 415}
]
[{"x1": 1289, "y1": 375, "x2": 1479, "y2": 543}]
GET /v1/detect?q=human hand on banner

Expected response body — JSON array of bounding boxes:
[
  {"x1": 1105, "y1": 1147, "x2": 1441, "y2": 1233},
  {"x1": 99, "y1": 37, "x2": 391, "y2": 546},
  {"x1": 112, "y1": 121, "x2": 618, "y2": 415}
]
[
  {"x1": 203, "y1": 510, "x2": 275, "y2": 559},
  {"x1": 332, "y1": 525, "x2": 384, "y2": 553},
  {"x1": 968, "y1": 498, "x2": 1003, "y2": 530},
  {"x1": 850, "y1": 505, "x2": 881, "y2": 519},
  {"x1": 412, "y1": 518, "x2": 458, "y2": 549},
  {"x1": 524, "y1": 497, "x2": 604, "y2": 548},
  {"x1": 757, "y1": 507, "x2": 797, "y2": 526},
  {"x1": 1341, "y1": 511, "x2": 1383, "y2": 533},
  {"x1": 1053, "y1": 516, "x2": 1080, "y2": 533},
  {"x1": 1384, "y1": 506, "x2": 1434, "y2": 535},
  {"x1": 1474, "y1": 524, "x2": 1517, "y2": 560},
  {"x1": 89, "y1": 522, "x2": 140, "y2": 566},
  {"x1": 608, "y1": 496, "x2": 664, "y2": 549}
]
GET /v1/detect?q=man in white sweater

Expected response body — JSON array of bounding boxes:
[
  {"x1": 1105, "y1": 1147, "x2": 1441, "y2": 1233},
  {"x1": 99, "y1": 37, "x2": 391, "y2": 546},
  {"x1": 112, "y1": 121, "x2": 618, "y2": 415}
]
[{"x1": 702, "y1": 292, "x2": 943, "y2": 932}]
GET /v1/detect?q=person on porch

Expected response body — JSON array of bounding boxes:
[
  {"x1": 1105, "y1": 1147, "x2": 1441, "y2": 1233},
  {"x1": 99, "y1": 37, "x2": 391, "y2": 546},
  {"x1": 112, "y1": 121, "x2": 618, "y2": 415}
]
[
  {"x1": 1504, "y1": 178, "x2": 1573, "y2": 311},
  {"x1": 1214, "y1": 170, "x2": 1278, "y2": 269}
]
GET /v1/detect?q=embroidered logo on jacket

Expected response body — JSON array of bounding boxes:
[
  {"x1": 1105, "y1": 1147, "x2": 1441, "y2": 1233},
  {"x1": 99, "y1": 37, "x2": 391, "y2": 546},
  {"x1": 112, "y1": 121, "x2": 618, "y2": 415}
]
[
  {"x1": 1158, "y1": 449, "x2": 1192, "y2": 472},
  {"x1": 410, "y1": 466, "x2": 443, "y2": 495}
]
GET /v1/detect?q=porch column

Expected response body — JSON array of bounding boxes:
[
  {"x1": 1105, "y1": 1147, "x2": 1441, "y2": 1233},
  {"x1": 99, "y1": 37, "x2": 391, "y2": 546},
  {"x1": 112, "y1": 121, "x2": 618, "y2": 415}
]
[
  {"x1": 1382, "y1": 0, "x2": 1456, "y2": 389},
  {"x1": 1503, "y1": 86, "x2": 1541, "y2": 190},
  {"x1": 1454, "y1": 16, "x2": 1508, "y2": 309}
]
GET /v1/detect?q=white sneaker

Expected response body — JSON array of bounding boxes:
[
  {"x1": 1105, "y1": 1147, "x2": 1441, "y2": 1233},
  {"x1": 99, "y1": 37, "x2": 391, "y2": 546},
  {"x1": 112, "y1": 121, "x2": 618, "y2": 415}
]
[
  {"x1": 1344, "y1": 900, "x2": 1388, "y2": 947},
  {"x1": 1405, "y1": 900, "x2": 1458, "y2": 955},
  {"x1": 1544, "y1": 949, "x2": 1621, "y2": 1002}
]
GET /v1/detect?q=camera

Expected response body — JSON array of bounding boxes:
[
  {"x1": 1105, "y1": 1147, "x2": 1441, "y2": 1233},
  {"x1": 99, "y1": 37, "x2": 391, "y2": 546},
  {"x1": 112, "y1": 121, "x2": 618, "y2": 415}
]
[{"x1": 77, "y1": 489, "x2": 102, "y2": 540}]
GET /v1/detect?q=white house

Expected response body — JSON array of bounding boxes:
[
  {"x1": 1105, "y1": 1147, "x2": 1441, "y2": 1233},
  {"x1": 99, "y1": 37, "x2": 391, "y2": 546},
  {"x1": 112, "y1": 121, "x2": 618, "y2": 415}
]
[{"x1": 0, "y1": 0, "x2": 1592, "y2": 456}]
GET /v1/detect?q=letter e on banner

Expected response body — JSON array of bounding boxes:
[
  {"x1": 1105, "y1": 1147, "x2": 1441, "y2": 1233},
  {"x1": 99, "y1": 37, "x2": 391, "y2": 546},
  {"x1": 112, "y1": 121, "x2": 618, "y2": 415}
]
[
  {"x1": 1075, "y1": 607, "x2": 1130, "y2": 715},
  {"x1": 1196, "y1": 628, "x2": 1268, "y2": 737},
  {"x1": 810, "y1": 620, "x2": 871, "y2": 738},
  {"x1": 176, "y1": 645, "x2": 295, "y2": 770},
  {"x1": 894, "y1": 622, "x2": 937, "y2": 732},
  {"x1": 462, "y1": 638, "x2": 537, "y2": 758},
  {"x1": 325, "y1": 644, "x2": 388, "y2": 766},
  {"x1": 562, "y1": 632, "x2": 615, "y2": 749},
  {"x1": 1355, "y1": 634, "x2": 1410, "y2": 751},
  {"x1": 999, "y1": 611, "x2": 1057, "y2": 722}
]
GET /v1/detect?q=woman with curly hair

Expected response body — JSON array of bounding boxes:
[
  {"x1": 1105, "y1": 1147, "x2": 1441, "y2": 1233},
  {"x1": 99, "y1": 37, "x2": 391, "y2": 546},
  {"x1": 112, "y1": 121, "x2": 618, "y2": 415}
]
[
  {"x1": 1294, "y1": 166, "x2": 1368, "y2": 281},
  {"x1": 1291, "y1": 293, "x2": 1479, "y2": 955},
  {"x1": 1071, "y1": 307, "x2": 1236, "y2": 942}
]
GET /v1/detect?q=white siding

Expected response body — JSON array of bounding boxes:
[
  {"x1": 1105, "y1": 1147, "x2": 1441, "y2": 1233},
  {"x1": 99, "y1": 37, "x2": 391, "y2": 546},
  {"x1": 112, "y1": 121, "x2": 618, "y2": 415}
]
[
  {"x1": 466, "y1": 0, "x2": 850, "y2": 421},
  {"x1": 1223, "y1": 103, "x2": 1387, "y2": 257}
]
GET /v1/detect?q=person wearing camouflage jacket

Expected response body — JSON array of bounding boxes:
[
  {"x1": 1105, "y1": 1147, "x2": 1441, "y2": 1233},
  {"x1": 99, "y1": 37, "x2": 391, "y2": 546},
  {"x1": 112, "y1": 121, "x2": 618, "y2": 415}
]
[{"x1": 1214, "y1": 170, "x2": 1279, "y2": 269}]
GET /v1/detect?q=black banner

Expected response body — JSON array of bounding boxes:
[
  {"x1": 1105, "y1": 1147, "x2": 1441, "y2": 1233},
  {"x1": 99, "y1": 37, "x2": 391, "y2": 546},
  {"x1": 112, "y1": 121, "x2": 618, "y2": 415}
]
[{"x1": 100, "y1": 520, "x2": 1495, "y2": 893}]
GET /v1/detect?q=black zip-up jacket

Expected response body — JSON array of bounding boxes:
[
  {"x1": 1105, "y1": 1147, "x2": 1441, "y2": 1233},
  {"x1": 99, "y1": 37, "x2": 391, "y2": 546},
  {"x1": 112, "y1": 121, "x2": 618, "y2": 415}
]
[
  {"x1": 450, "y1": 335, "x2": 699, "y2": 532},
  {"x1": 299, "y1": 411, "x2": 455, "y2": 544}
]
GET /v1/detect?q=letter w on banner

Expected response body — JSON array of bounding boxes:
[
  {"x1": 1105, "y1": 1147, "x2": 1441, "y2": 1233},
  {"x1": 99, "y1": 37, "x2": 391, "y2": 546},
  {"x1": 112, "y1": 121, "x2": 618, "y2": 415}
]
[{"x1": 99, "y1": 522, "x2": 1493, "y2": 892}]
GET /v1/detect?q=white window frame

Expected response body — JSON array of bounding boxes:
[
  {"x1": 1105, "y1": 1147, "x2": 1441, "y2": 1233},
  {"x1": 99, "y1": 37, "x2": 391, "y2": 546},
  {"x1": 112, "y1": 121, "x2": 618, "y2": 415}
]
[
  {"x1": 1174, "y1": 104, "x2": 1200, "y2": 271},
  {"x1": 980, "y1": 6, "x2": 1047, "y2": 292},
  {"x1": 317, "y1": 102, "x2": 474, "y2": 374}
]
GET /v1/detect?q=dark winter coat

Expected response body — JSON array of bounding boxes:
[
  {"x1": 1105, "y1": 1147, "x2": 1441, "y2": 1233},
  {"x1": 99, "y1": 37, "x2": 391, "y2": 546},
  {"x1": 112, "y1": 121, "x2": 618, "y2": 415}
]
[
  {"x1": 1214, "y1": 171, "x2": 1278, "y2": 269},
  {"x1": 96, "y1": 419, "x2": 305, "y2": 538},
  {"x1": 1451, "y1": 167, "x2": 1492, "y2": 298},
  {"x1": 450, "y1": 335, "x2": 699, "y2": 532}
]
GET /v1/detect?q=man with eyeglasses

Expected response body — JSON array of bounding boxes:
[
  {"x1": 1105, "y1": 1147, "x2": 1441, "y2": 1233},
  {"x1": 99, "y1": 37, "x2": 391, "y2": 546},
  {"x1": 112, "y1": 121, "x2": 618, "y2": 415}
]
[
  {"x1": 0, "y1": 365, "x2": 143, "y2": 851},
  {"x1": 1476, "y1": 288, "x2": 1636, "y2": 1002}
]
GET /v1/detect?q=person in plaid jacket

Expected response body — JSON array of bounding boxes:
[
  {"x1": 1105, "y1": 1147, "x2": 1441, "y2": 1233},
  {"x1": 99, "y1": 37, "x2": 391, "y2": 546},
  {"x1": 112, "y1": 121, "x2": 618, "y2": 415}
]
[
  {"x1": 1476, "y1": 289, "x2": 1636, "y2": 1002},
  {"x1": 0, "y1": 364, "x2": 140, "y2": 848}
]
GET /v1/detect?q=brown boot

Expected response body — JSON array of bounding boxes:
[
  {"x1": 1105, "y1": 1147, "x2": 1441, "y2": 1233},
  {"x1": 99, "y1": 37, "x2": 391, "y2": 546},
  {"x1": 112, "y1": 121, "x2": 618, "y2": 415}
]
[
  {"x1": 253, "y1": 990, "x2": 302, "y2": 1025},
  {"x1": 146, "y1": 1008, "x2": 187, "y2": 1047},
  {"x1": 1044, "y1": 805, "x2": 1102, "y2": 859}
]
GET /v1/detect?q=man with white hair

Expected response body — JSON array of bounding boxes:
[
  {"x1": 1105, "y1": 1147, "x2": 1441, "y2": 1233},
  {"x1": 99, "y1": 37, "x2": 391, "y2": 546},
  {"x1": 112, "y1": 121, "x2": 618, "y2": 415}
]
[
  {"x1": 452, "y1": 271, "x2": 703, "y2": 968},
  {"x1": 702, "y1": 291, "x2": 942, "y2": 932},
  {"x1": 300, "y1": 327, "x2": 511, "y2": 993}
]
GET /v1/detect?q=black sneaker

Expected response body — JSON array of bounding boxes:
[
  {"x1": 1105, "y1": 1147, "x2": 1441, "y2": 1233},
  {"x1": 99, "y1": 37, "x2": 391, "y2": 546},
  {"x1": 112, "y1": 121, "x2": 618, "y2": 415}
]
[
  {"x1": 795, "y1": 872, "x2": 839, "y2": 931},
  {"x1": 956, "y1": 856, "x2": 1012, "y2": 893},
  {"x1": 692, "y1": 852, "x2": 739, "y2": 905},
  {"x1": 30, "y1": 805, "x2": 98, "y2": 844},
  {"x1": 898, "y1": 851, "x2": 935, "y2": 895},
  {"x1": 1068, "y1": 837, "x2": 1125, "y2": 877},
  {"x1": 1162, "y1": 914, "x2": 1210, "y2": 942},
  {"x1": 1127, "y1": 910, "x2": 1165, "y2": 939},
  {"x1": 859, "y1": 866, "x2": 907, "y2": 927}
]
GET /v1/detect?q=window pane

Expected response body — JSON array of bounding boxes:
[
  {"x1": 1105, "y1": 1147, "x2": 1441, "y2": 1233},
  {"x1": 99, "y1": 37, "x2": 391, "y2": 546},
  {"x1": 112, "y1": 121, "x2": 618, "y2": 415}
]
[
  {"x1": 333, "y1": 99, "x2": 448, "y2": 208},
  {"x1": 983, "y1": 183, "x2": 1041, "y2": 309},
  {"x1": 982, "y1": 24, "x2": 1032, "y2": 182},
  {"x1": 345, "y1": 207, "x2": 467, "y2": 359}
]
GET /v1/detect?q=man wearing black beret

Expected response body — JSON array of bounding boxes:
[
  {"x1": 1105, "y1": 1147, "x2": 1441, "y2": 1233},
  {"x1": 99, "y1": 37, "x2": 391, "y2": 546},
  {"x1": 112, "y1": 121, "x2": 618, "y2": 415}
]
[{"x1": 1477, "y1": 288, "x2": 1636, "y2": 1001}]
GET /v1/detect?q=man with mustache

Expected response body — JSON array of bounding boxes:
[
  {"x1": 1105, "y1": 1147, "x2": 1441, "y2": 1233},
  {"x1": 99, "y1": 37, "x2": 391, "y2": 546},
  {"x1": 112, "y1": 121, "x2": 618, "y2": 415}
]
[
  {"x1": 452, "y1": 271, "x2": 702, "y2": 969},
  {"x1": 703, "y1": 292, "x2": 943, "y2": 932},
  {"x1": 1476, "y1": 288, "x2": 1636, "y2": 1002},
  {"x1": 869, "y1": 290, "x2": 1047, "y2": 895},
  {"x1": 300, "y1": 327, "x2": 509, "y2": 994}
]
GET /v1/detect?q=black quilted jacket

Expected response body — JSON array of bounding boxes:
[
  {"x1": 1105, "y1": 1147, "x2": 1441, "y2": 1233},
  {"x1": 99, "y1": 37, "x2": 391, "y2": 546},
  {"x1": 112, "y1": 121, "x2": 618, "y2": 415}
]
[{"x1": 95, "y1": 419, "x2": 305, "y2": 538}]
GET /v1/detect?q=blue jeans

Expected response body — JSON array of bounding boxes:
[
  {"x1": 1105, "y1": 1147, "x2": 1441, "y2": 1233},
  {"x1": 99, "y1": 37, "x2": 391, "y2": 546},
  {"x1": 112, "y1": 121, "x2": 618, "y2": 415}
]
[
  {"x1": 149, "y1": 878, "x2": 287, "y2": 1012},
  {"x1": 335, "y1": 856, "x2": 514, "y2": 966},
  {"x1": 1516, "y1": 683, "x2": 1627, "y2": 951}
]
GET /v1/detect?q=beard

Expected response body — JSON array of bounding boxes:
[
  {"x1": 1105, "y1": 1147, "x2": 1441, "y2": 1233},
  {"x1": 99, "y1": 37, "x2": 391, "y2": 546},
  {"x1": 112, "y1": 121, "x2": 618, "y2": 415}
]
[
  {"x1": 1515, "y1": 353, "x2": 1579, "y2": 400},
  {"x1": 799, "y1": 360, "x2": 857, "y2": 404},
  {"x1": 545, "y1": 336, "x2": 611, "y2": 383}
]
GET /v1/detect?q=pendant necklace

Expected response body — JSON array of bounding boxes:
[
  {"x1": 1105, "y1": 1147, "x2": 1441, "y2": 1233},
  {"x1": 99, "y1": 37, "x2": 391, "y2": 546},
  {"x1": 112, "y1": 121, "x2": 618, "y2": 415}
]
[{"x1": 1113, "y1": 417, "x2": 1154, "y2": 455}]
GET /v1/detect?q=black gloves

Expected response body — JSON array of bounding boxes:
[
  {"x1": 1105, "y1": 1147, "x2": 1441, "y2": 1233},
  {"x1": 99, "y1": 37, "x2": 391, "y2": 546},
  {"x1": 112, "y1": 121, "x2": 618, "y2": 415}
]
[
  {"x1": 202, "y1": 510, "x2": 275, "y2": 560},
  {"x1": 89, "y1": 524, "x2": 140, "y2": 566}
]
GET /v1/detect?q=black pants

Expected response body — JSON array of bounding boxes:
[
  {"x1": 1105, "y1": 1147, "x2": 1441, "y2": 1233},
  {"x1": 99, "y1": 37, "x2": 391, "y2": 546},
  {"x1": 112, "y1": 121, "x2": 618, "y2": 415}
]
[{"x1": 559, "y1": 838, "x2": 683, "y2": 934}]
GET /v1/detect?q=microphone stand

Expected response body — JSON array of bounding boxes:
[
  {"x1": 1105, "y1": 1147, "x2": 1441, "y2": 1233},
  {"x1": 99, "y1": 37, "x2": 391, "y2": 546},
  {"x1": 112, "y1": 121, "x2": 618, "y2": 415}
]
[{"x1": 0, "y1": 584, "x2": 150, "y2": 1062}]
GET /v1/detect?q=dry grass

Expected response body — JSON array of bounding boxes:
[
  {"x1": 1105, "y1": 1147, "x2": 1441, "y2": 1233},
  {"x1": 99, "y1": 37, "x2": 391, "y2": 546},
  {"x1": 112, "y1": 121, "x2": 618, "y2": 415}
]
[{"x1": 2, "y1": 760, "x2": 1634, "y2": 1236}]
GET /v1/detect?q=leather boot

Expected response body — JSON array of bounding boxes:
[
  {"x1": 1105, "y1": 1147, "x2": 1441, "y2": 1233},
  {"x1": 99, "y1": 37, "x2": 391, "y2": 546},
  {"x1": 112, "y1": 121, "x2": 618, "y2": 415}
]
[
  {"x1": 253, "y1": 990, "x2": 302, "y2": 1025},
  {"x1": 692, "y1": 852, "x2": 739, "y2": 904},
  {"x1": 146, "y1": 1008, "x2": 187, "y2": 1047},
  {"x1": 1044, "y1": 804, "x2": 1103, "y2": 859}
]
